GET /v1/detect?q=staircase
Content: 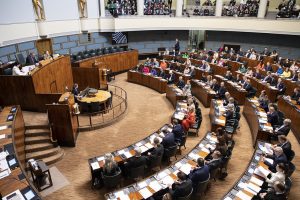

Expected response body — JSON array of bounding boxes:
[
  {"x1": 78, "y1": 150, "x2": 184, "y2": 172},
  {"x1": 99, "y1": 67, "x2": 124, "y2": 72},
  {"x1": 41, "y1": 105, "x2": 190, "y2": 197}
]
[{"x1": 25, "y1": 125, "x2": 64, "y2": 167}]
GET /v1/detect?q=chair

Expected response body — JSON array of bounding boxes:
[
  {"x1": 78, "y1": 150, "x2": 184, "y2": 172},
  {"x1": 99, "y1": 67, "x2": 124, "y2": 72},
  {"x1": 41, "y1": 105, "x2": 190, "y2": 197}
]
[
  {"x1": 148, "y1": 154, "x2": 163, "y2": 172},
  {"x1": 102, "y1": 169, "x2": 122, "y2": 188},
  {"x1": 285, "y1": 177, "x2": 292, "y2": 195},
  {"x1": 225, "y1": 119, "x2": 239, "y2": 134},
  {"x1": 188, "y1": 120, "x2": 202, "y2": 137},
  {"x1": 287, "y1": 162, "x2": 296, "y2": 177},
  {"x1": 193, "y1": 176, "x2": 210, "y2": 198},
  {"x1": 177, "y1": 188, "x2": 193, "y2": 200},
  {"x1": 128, "y1": 165, "x2": 145, "y2": 181},
  {"x1": 178, "y1": 134, "x2": 187, "y2": 154},
  {"x1": 15, "y1": 52, "x2": 26, "y2": 65},
  {"x1": 164, "y1": 145, "x2": 178, "y2": 163},
  {"x1": 287, "y1": 150, "x2": 295, "y2": 162},
  {"x1": 3, "y1": 68, "x2": 12, "y2": 75},
  {"x1": 209, "y1": 168, "x2": 219, "y2": 182}
]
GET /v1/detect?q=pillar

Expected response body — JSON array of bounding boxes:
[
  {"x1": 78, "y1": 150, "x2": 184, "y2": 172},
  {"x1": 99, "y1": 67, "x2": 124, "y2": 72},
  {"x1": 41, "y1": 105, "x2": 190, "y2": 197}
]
[
  {"x1": 137, "y1": 0, "x2": 144, "y2": 16},
  {"x1": 100, "y1": 0, "x2": 106, "y2": 17},
  {"x1": 176, "y1": 0, "x2": 183, "y2": 17},
  {"x1": 257, "y1": 0, "x2": 268, "y2": 18},
  {"x1": 215, "y1": 0, "x2": 223, "y2": 17}
]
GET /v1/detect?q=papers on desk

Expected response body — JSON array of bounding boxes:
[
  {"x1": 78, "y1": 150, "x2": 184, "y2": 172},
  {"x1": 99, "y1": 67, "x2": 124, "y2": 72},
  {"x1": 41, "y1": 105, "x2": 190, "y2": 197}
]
[
  {"x1": 2, "y1": 190, "x2": 25, "y2": 200},
  {"x1": 91, "y1": 162, "x2": 100, "y2": 170},
  {"x1": 0, "y1": 170, "x2": 10, "y2": 179},
  {"x1": 138, "y1": 187, "x2": 152, "y2": 199},
  {"x1": 247, "y1": 182, "x2": 261, "y2": 194},
  {"x1": 258, "y1": 112, "x2": 267, "y2": 117},
  {"x1": 0, "y1": 134, "x2": 6, "y2": 139},
  {"x1": 188, "y1": 152, "x2": 200, "y2": 161},
  {"x1": 138, "y1": 180, "x2": 147, "y2": 189},
  {"x1": 179, "y1": 163, "x2": 192, "y2": 175},
  {"x1": 97, "y1": 156, "x2": 104, "y2": 162},
  {"x1": 250, "y1": 99, "x2": 258, "y2": 103},
  {"x1": 135, "y1": 141, "x2": 143, "y2": 147},
  {"x1": 174, "y1": 113, "x2": 185, "y2": 120},
  {"x1": 259, "y1": 118, "x2": 268, "y2": 124},
  {"x1": 262, "y1": 125, "x2": 273, "y2": 132},
  {"x1": 270, "y1": 86, "x2": 277, "y2": 90},
  {"x1": 149, "y1": 180, "x2": 163, "y2": 192},
  {"x1": 140, "y1": 145, "x2": 148, "y2": 153},
  {"x1": 238, "y1": 181, "x2": 246, "y2": 189},
  {"x1": 0, "y1": 125, "x2": 9, "y2": 131},
  {"x1": 156, "y1": 170, "x2": 168, "y2": 180},
  {"x1": 215, "y1": 118, "x2": 225, "y2": 124},
  {"x1": 201, "y1": 147, "x2": 211, "y2": 154},
  {"x1": 0, "y1": 151, "x2": 8, "y2": 160},
  {"x1": 264, "y1": 158, "x2": 274, "y2": 165},
  {"x1": 250, "y1": 176, "x2": 264, "y2": 186},
  {"x1": 124, "y1": 151, "x2": 133, "y2": 158},
  {"x1": 160, "y1": 175, "x2": 174, "y2": 186},
  {"x1": 254, "y1": 166, "x2": 270, "y2": 177},
  {"x1": 24, "y1": 190, "x2": 35, "y2": 200},
  {"x1": 236, "y1": 190, "x2": 252, "y2": 200},
  {"x1": 145, "y1": 142, "x2": 154, "y2": 149},
  {"x1": 114, "y1": 190, "x2": 130, "y2": 200}
]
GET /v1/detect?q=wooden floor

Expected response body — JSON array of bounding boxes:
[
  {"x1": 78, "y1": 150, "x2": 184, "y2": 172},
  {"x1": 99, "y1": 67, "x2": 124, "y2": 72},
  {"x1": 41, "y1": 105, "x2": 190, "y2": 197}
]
[{"x1": 23, "y1": 72, "x2": 300, "y2": 200}]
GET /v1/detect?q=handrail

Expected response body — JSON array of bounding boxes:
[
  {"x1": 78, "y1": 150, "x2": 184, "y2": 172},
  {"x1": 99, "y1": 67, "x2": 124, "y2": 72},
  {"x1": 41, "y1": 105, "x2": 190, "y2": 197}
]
[{"x1": 46, "y1": 110, "x2": 58, "y2": 143}]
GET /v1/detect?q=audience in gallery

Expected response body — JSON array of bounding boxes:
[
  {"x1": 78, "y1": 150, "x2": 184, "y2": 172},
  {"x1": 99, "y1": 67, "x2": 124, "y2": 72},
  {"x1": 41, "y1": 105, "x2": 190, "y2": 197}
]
[
  {"x1": 277, "y1": 0, "x2": 300, "y2": 18},
  {"x1": 144, "y1": 0, "x2": 171, "y2": 15},
  {"x1": 222, "y1": 0, "x2": 260, "y2": 17},
  {"x1": 107, "y1": 0, "x2": 137, "y2": 16}
]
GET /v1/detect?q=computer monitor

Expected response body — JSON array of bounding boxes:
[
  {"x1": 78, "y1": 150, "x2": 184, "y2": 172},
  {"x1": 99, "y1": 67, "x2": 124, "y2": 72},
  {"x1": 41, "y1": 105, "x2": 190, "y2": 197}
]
[{"x1": 15, "y1": 52, "x2": 26, "y2": 65}]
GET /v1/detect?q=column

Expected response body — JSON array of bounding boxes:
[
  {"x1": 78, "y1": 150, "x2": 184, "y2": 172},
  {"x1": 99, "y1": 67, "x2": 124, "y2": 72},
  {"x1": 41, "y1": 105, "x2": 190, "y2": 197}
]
[
  {"x1": 100, "y1": 0, "x2": 106, "y2": 17},
  {"x1": 215, "y1": 0, "x2": 223, "y2": 17},
  {"x1": 257, "y1": 0, "x2": 268, "y2": 18},
  {"x1": 137, "y1": 0, "x2": 144, "y2": 16},
  {"x1": 176, "y1": 0, "x2": 183, "y2": 17}
]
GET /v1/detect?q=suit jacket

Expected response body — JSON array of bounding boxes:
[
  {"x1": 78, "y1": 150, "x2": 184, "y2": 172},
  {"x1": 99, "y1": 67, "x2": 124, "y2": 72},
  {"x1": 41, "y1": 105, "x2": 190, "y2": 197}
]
[
  {"x1": 172, "y1": 124, "x2": 185, "y2": 143},
  {"x1": 265, "y1": 153, "x2": 287, "y2": 172},
  {"x1": 277, "y1": 141, "x2": 293, "y2": 160},
  {"x1": 126, "y1": 156, "x2": 147, "y2": 169},
  {"x1": 207, "y1": 159, "x2": 221, "y2": 172},
  {"x1": 253, "y1": 72, "x2": 263, "y2": 80},
  {"x1": 148, "y1": 145, "x2": 164, "y2": 160},
  {"x1": 291, "y1": 74, "x2": 298, "y2": 81},
  {"x1": 189, "y1": 165, "x2": 210, "y2": 188},
  {"x1": 263, "y1": 75, "x2": 272, "y2": 83},
  {"x1": 225, "y1": 75, "x2": 233, "y2": 81},
  {"x1": 167, "y1": 74, "x2": 175, "y2": 84},
  {"x1": 211, "y1": 83, "x2": 220, "y2": 92},
  {"x1": 276, "y1": 82, "x2": 286, "y2": 94},
  {"x1": 267, "y1": 112, "x2": 280, "y2": 127},
  {"x1": 161, "y1": 132, "x2": 176, "y2": 149},
  {"x1": 291, "y1": 92, "x2": 300, "y2": 100},
  {"x1": 264, "y1": 191, "x2": 287, "y2": 200},
  {"x1": 275, "y1": 125, "x2": 290, "y2": 136},
  {"x1": 265, "y1": 65, "x2": 273, "y2": 72},
  {"x1": 26, "y1": 55, "x2": 38, "y2": 65},
  {"x1": 217, "y1": 86, "x2": 227, "y2": 99},
  {"x1": 270, "y1": 77, "x2": 277, "y2": 86},
  {"x1": 170, "y1": 180, "x2": 193, "y2": 200},
  {"x1": 177, "y1": 80, "x2": 185, "y2": 89},
  {"x1": 159, "y1": 71, "x2": 166, "y2": 79}
]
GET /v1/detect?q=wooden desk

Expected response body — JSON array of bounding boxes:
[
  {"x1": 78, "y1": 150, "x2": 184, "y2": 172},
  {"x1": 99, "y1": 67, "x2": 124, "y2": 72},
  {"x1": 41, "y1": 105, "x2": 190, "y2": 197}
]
[
  {"x1": 278, "y1": 97, "x2": 300, "y2": 144},
  {"x1": 243, "y1": 98, "x2": 272, "y2": 147},
  {"x1": 78, "y1": 90, "x2": 111, "y2": 103},
  {"x1": 72, "y1": 50, "x2": 138, "y2": 73},
  {"x1": 190, "y1": 79, "x2": 215, "y2": 108},
  {"x1": 0, "y1": 106, "x2": 40, "y2": 198},
  {"x1": 127, "y1": 71, "x2": 167, "y2": 93},
  {"x1": 166, "y1": 85, "x2": 187, "y2": 108}
]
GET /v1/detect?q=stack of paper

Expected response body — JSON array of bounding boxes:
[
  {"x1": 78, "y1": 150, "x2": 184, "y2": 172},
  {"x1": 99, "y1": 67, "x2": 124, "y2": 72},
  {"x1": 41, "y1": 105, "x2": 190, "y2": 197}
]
[
  {"x1": 179, "y1": 163, "x2": 192, "y2": 175},
  {"x1": 254, "y1": 166, "x2": 270, "y2": 177},
  {"x1": 91, "y1": 162, "x2": 100, "y2": 170},
  {"x1": 149, "y1": 180, "x2": 163, "y2": 192},
  {"x1": 216, "y1": 118, "x2": 225, "y2": 124},
  {"x1": 250, "y1": 176, "x2": 264, "y2": 186},
  {"x1": 161, "y1": 175, "x2": 175, "y2": 186},
  {"x1": 236, "y1": 191, "x2": 252, "y2": 200}
]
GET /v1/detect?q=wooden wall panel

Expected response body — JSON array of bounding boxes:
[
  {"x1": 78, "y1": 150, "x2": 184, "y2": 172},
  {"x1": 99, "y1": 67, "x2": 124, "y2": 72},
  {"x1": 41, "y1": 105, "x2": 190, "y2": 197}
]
[
  {"x1": 72, "y1": 67, "x2": 101, "y2": 90},
  {"x1": 13, "y1": 107, "x2": 26, "y2": 169},
  {"x1": 32, "y1": 56, "x2": 74, "y2": 94},
  {"x1": 72, "y1": 50, "x2": 138, "y2": 72}
]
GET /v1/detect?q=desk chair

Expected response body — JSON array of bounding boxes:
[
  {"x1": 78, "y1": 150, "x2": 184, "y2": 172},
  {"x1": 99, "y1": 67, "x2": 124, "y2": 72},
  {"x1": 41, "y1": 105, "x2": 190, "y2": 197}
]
[
  {"x1": 287, "y1": 162, "x2": 296, "y2": 177},
  {"x1": 148, "y1": 154, "x2": 163, "y2": 172},
  {"x1": 163, "y1": 145, "x2": 178, "y2": 163},
  {"x1": 188, "y1": 119, "x2": 202, "y2": 137},
  {"x1": 128, "y1": 165, "x2": 145, "y2": 181},
  {"x1": 3, "y1": 68, "x2": 12, "y2": 75},
  {"x1": 177, "y1": 134, "x2": 187, "y2": 154},
  {"x1": 209, "y1": 167, "x2": 219, "y2": 182},
  {"x1": 193, "y1": 176, "x2": 210, "y2": 199},
  {"x1": 177, "y1": 188, "x2": 193, "y2": 200},
  {"x1": 15, "y1": 52, "x2": 26, "y2": 66},
  {"x1": 285, "y1": 177, "x2": 292, "y2": 196},
  {"x1": 102, "y1": 169, "x2": 122, "y2": 188}
]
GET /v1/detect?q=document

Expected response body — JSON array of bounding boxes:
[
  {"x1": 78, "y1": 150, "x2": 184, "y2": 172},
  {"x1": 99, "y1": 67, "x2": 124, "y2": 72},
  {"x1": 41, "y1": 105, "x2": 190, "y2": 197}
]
[
  {"x1": 0, "y1": 170, "x2": 10, "y2": 179},
  {"x1": 244, "y1": 186, "x2": 257, "y2": 195},
  {"x1": 224, "y1": 197, "x2": 233, "y2": 200},
  {"x1": 247, "y1": 182, "x2": 261, "y2": 193},
  {"x1": 264, "y1": 158, "x2": 274, "y2": 165},
  {"x1": 254, "y1": 166, "x2": 270, "y2": 177},
  {"x1": 0, "y1": 125, "x2": 8, "y2": 131},
  {"x1": 135, "y1": 142, "x2": 143, "y2": 147},
  {"x1": 179, "y1": 163, "x2": 192, "y2": 175},
  {"x1": 97, "y1": 156, "x2": 104, "y2": 161},
  {"x1": 0, "y1": 151, "x2": 8, "y2": 160},
  {"x1": 114, "y1": 191, "x2": 130, "y2": 200},
  {"x1": 138, "y1": 181, "x2": 147, "y2": 189},
  {"x1": 188, "y1": 152, "x2": 200, "y2": 161},
  {"x1": 237, "y1": 181, "x2": 246, "y2": 189},
  {"x1": 235, "y1": 191, "x2": 252, "y2": 200},
  {"x1": 140, "y1": 145, "x2": 148, "y2": 153},
  {"x1": 118, "y1": 150, "x2": 126, "y2": 155},
  {"x1": 0, "y1": 134, "x2": 5, "y2": 139},
  {"x1": 91, "y1": 162, "x2": 100, "y2": 170},
  {"x1": 24, "y1": 190, "x2": 35, "y2": 200},
  {"x1": 124, "y1": 151, "x2": 133, "y2": 158},
  {"x1": 149, "y1": 180, "x2": 163, "y2": 192},
  {"x1": 3, "y1": 190, "x2": 25, "y2": 200},
  {"x1": 145, "y1": 143, "x2": 154, "y2": 149},
  {"x1": 161, "y1": 175, "x2": 174, "y2": 186},
  {"x1": 156, "y1": 170, "x2": 168, "y2": 180},
  {"x1": 249, "y1": 176, "x2": 264, "y2": 186},
  {"x1": 175, "y1": 161, "x2": 183, "y2": 169},
  {"x1": 215, "y1": 118, "x2": 225, "y2": 124},
  {"x1": 138, "y1": 187, "x2": 152, "y2": 199}
]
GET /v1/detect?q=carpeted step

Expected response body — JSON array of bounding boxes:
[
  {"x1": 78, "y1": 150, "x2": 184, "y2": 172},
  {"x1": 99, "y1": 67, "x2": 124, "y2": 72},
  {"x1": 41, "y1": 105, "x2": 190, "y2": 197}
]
[
  {"x1": 26, "y1": 147, "x2": 62, "y2": 161},
  {"x1": 25, "y1": 129, "x2": 50, "y2": 137},
  {"x1": 25, "y1": 135, "x2": 52, "y2": 145},
  {"x1": 25, "y1": 124, "x2": 50, "y2": 130},
  {"x1": 42, "y1": 150, "x2": 64, "y2": 166},
  {"x1": 25, "y1": 142, "x2": 54, "y2": 153}
]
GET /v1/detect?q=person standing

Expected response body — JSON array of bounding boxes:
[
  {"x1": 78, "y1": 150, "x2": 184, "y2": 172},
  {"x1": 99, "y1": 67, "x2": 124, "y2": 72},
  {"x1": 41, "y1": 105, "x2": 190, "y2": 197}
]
[{"x1": 175, "y1": 38, "x2": 180, "y2": 54}]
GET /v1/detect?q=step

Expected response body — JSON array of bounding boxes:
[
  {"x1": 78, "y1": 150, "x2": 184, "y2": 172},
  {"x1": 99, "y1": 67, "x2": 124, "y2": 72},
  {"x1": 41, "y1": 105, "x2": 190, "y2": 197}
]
[
  {"x1": 25, "y1": 135, "x2": 52, "y2": 145},
  {"x1": 25, "y1": 124, "x2": 49, "y2": 130},
  {"x1": 43, "y1": 150, "x2": 64, "y2": 166},
  {"x1": 26, "y1": 147, "x2": 61, "y2": 161},
  {"x1": 25, "y1": 142, "x2": 54, "y2": 153},
  {"x1": 25, "y1": 129, "x2": 50, "y2": 137}
]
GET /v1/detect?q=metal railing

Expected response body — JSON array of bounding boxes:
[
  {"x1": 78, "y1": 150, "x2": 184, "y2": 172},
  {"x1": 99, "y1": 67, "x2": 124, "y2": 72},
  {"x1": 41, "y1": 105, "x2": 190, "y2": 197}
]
[{"x1": 77, "y1": 84, "x2": 128, "y2": 131}]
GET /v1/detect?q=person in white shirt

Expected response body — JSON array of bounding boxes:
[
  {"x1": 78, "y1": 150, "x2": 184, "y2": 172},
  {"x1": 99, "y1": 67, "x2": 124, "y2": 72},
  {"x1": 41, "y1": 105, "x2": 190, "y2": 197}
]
[
  {"x1": 249, "y1": 52, "x2": 257, "y2": 60},
  {"x1": 182, "y1": 80, "x2": 192, "y2": 96},
  {"x1": 12, "y1": 65, "x2": 27, "y2": 76},
  {"x1": 264, "y1": 163, "x2": 286, "y2": 187}
]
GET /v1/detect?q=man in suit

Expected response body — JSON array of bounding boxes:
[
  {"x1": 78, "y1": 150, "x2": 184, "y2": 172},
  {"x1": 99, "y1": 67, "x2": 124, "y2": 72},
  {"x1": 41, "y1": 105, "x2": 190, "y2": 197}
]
[
  {"x1": 176, "y1": 76, "x2": 185, "y2": 89},
  {"x1": 147, "y1": 137, "x2": 164, "y2": 163},
  {"x1": 125, "y1": 147, "x2": 147, "y2": 172},
  {"x1": 159, "y1": 68, "x2": 167, "y2": 79},
  {"x1": 243, "y1": 79, "x2": 256, "y2": 97},
  {"x1": 216, "y1": 82, "x2": 227, "y2": 99},
  {"x1": 174, "y1": 38, "x2": 180, "y2": 54},
  {"x1": 276, "y1": 135, "x2": 293, "y2": 161},
  {"x1": 205, "y1": 150, "x2": 222, "y2": 172},
  {"x1": 263, "y1": 147, "x2": 287, "y2": 172},
  {"x1": 276, "y1": 78, "x2": 286, "y2": 95},
  {"x1": 72, "y1": 83, "x2": 79, "y2": 98},
  {"x1": 267, "y1": 106, "x2": 280, "y2": 128},
  {"x1": 210, "y1": 79, "x2": 220, "y2": 92},
  {"x1": 273, "y1": 119, "x2": 291, "y2": 137},
  {"x1": 264, "y1": 62, "x2": 273, "y2": 72},
  {"x1": 259, "y1": 181, "x2": 287, "y2": 200},
  {"x1": 169, "y1": 171, "x2": 193, "y2": 199},
  {"x1": 224, "y1": 71, "x2": 233, "y2": 81},
  {"x1": 262, "y1": 71, "x2": 272, "y2": 83},
  {"x1": 189, "y1": 158, "x2": 210, "y2": 189},
  {"x1": 270, "y1": 74, "x2": 277, "y2": 86},
  {"x1": 26, "y1": 52, "x2": 38, "y2": 65},
  {"x1": 172, "y1": 119, "x2": 185, "y2": 144},
  {"x1": 261, "y1": 47, "x2": 270, "y2": 56},
  {"x1": 291, "y1": 88, "x2": 300, "y2": 100},
  {"x1": 161, "y1": 131, "x2": 176, "y2": 149},
  {"x1": 253, "y1": 69, "x2": 263, "y2": 79},
  {"x1": 167, "y1": 71, "x2": 175, "y2": 84}
]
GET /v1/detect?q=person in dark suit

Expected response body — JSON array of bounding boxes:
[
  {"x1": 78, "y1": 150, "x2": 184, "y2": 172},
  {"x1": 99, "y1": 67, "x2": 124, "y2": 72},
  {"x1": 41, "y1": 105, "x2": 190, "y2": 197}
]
[
  {"x1": 174, "y1": 38, "x2": 180, "y2": 53},
  {"x1": 172, "y1": 119, "x2": 185, "y2": 144},
  {"x1": 291, "y1": 88, "x2": 300, "y2": 100},
  {"x1": 215, "y1": 82, "x2": 227, "y2": 99},
  {"x1": 261, "y1": 47, "x2": 270, "y2": 56},
  {"x1": 262, "y1": 71, "x2": 272, "y2": 83},
  {"x1": 290, "y1": 71, "x2": 298, "y2": 81},
  {"x1": 224, "y1": 71, "x2": 233, "y2": 81},
  {"x1": 235, "y1": 54, "x2": 241, "y2": 62},
  {"x1": 273, "y1": 119, "x2": 291, "y2": 137},
  {"x1": 189, "y1": 158, "x2": 210, "y2": 189},
  {"x1": 264, "y1": 62, "x2": 273, "y2": 72},
  {"x1": 270, "y1": 74, "x2": 277, "y2": 86},
  {"x1": 205, "y1": 151, "x2": 222, "y2": 172},
  {"x1": 147, "y1": 137, "x2": 164, "y2": 162},
  {"x1": 176, "y1": 76, "x2": 185, "y2": 90},
  {"x1": 263, "y1": 147, "x2": 287, "y2": 172},
  {"x1": 277, "y1": 135, "x2": 293, "y2": 161},
  {"x1": 276, "y1": 78, "x2": 286, "y2": 95},
  {"x1": 103, "y1": 153, "x2": 120, "y2": 176},
  {"x1": 26, "y1": 52, "x2": 38, "y2": 65},
  {"x1": 169, "y1": 171, "x2": 193, "y2": 200},
  {"x1": 258, "y1": 181, "x2": 287, "y2": 200},
  {"x1": 125, "y1": 147, "x2": 147, "y2": 170},
  {"x1": 159, "y1": 68, "x2": 167, "y2": 79},
  {"x1": 259, "y1": 94, "x2": 270, "y2": 112},
  {"x1": 210, "y1": 79, "x2": 220, "y2": 92},
  {"x1": 243, "y1": 79, "x2": 256, "y2": 97},
  {"x1": 200, "y1": 74, "x2": 208, "y2": 82},
  {"x1": 267, "y1": 107, "x2": 280, "y2": 128},
  {"x1": 167, "y1": 71, "x2": 175, "y2": 84},
  {"x1": 72, "y1": 83, "x2": 79, "y2": 98},
  {"x1": 161, "y1": 131, "x2": 176, "y2": 149},
  {"x1": 253, "y1": 69, "x2": 263, "y2": 79}
]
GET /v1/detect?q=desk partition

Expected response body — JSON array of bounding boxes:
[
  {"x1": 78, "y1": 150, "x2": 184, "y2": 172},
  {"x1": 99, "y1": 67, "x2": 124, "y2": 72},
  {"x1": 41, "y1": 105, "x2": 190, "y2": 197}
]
[{"x1": 190, "y1": 79, "x2": 215, "y2": 108}]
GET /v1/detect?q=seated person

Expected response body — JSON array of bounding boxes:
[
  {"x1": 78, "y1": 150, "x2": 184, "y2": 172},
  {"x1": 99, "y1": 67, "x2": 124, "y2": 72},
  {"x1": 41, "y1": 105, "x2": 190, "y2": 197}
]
[
  {"x1": 253, "y1": 68, "x2": 263, "y2": 79},
  {"x1": 43, "y1": 50, "x2": 52, "y2": 60},
  {"x1": 262, "y1": 71, "x2": 272, "y2": 83},
  {"x1": 103, "y1": 153, "x2": 120, "y2": 176},
  {"x1": 276, "y1": 135, "x2": 293, "y2": 161},
  {"x1": 12, "y1": 65, "x2": 27, "y2": 75},
  {"x1": 210, "y1": 79, "x2": 220, "y2": 92},
  {"x1": 267, "y1": 106, "x2": 280, "y2": 128},
  {"x1": 160, "y1": 59, "x2": 168, "y2": 70},
  {"x1": 223, "y1": 92, "x2": 231, "y2": 106},
  {"x1": 182, "y1": 80, "x2": 191, "y2": 96},
  {"x1": 161, "y1": 131, "x2": 176, "y2": 149},
  {"x1": 273, "y1": 119, "x2": 291, "y2": 137},
  {"x1": 276, "y1": 78, "x2": 286, "y2": 95},
  {"x1": 176, "y1": 76, "x2": 185, "y2": 89},
  {"x1": 159, "y1": 68, "x2": 166, "y2": 79},
  {"x1": 215, "y1": 137, "x2": 228, "y2": 157},
  {"x1": 188, "y1": 158, "x2": 210, "y2": 189},
  {"x1": 26, "y1": 52, "x2": 38, "y2": 65},
  {"x1": 183, "y1": 66, "x2": 190, "y2": 75},
  {"x1": 282, "y1": 67, "x2": 291, "y2": 78},
  {"x1": 224, "y1": 104, "x2": 235, "y2": 122},
  {"x1": 245, "y1": 69, "x2": 253, "y2": 77},
  {"x1": 270, "y1": 74, "x2": 277, "y2": 86},
  {"x1": 147, "y1": 137, "x2": 164, "y2": 161},
  {"x1": 167, "y1": 71, "x2": 175, "y2": 84},
  {"x1": 225, "y1": 97, "x2": 236, "y2": 110},
  {"x1": 172, "y1": 119, "x2": 185, "y2": 144},
  {"x1": 152, "y1": 58, "x2": 159, "y2": 67},
  {"x1": 215, "y1": 82, "x2": 227, "y2": 99},
  {"x1": 263, "y1": 147, "x2": 287, "y2": 173},
  {"x1": 186, "y1": 107, "x2": 196, "y2": 127},
  {"x1": 264, "y1": 62, "x2": 273, "y2": 72},
  {"x1": 258, "y1": 181, "x2": 287, "y2": 200},
  {"x1": 290, "y1": 71, "x2": 298, "y2": 81},
  {"x1": 205, "y1": 151, "x2": 222, "y2": 172},
  {"x1": 263, "y1": 163, "x2": 286, "y2": 188},
  {"x1": 200, "y1": 73, "x2": 208, "y2": 82},
  {"x1": 142, "y1": 65, "x2": 150, "y2": 73},
  {"x1": 169, "y1": 172, "x2": 193, "y2": 199},
  {"x1": 291, "y1": 87, "x2": 300, "y2": 100},
  {"x1": 259, "y1": 94, "x2": 270, "y2": 112},
  {"x1": 224, "y1": 70, "x2": 233, "y2": 81},
  {"x1": 144, "y1": 57, "x2": 151, "y2": 66},
  {"x1": 276, "y1": 65, "x2": 284, "y2": 75},
  {"x1": 256, "y1": 60, "x2": 265, "y2": 71},
  {"x1": 238, "y1": 64, "x2": 247, "y2": 73},
  {"x1": 150, "y1": 68, "x2": 158, "y2": 76},
  {"x1": 243, "y1": 79, "x2": 256, "y2": 97},
  {"x1": 125, "y1": 147, "x2": 147, "y2": 171},
  {"x1": 189, "y1": 66, "x2": 195, "y2": 78}
]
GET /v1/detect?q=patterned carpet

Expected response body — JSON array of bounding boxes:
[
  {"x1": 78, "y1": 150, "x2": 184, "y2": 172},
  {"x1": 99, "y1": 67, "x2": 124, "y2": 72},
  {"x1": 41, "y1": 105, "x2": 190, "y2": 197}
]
[{"x1": 23, "y1": 72, "x2": 300, "y2": 200}]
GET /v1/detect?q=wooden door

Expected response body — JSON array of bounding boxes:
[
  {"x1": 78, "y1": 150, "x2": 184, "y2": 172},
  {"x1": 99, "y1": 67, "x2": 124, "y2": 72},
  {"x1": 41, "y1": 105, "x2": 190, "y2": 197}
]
[{"x1": 36, "y1": 39, "x2": 53, "y2": 55}]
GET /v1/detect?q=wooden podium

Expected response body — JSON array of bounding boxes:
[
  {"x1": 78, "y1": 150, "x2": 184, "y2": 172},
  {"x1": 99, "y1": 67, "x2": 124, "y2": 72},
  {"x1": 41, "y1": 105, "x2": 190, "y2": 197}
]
[{"x1": 46, "y1": 92, "x2": 79, "y2": 147}]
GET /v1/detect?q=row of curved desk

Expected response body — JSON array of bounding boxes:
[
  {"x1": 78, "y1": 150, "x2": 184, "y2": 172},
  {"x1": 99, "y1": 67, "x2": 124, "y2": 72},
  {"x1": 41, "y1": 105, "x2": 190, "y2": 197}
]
[
  {"x1": 0, "y1": 106, "x2": 40, "y2": 199},
  {"x1": 190, "y1": 79, "x2": 216, "y2": 108}
]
